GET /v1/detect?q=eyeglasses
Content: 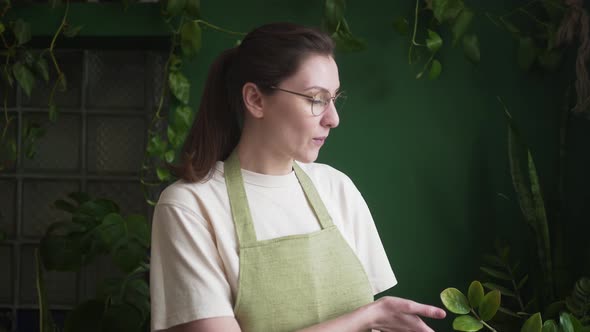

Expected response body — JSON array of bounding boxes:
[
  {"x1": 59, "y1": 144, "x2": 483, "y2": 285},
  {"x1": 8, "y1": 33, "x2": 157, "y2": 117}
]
[{"x1": 269, "y1": 86, "x2": 346, "y2": 116}]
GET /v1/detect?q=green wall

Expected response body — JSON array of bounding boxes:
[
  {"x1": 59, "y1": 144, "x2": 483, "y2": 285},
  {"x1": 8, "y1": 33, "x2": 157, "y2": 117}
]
[{"x1": 12, "y1": 1, "x2": 590, "y2": 330}]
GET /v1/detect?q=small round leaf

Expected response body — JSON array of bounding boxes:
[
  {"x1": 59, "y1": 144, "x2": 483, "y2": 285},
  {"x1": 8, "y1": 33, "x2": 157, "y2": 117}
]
[
  {"x1": 468, "y1": 281, "x2": 484, "y2": 308},
  {"x1": 453, "y1": 315, "x2": 483, "y2": 332},
  {"x1": 429, "y1": 59, "x2": 442, "y2": 80},
  {"x1": 521, "y1": 312, "x2": 542, "y2": 332},
  {"x1": 478, "y1": 290, "x2": 501, "y2": 321},
  {"x1": 440, "y1": 288, "x2": 471, "y2": 314}
]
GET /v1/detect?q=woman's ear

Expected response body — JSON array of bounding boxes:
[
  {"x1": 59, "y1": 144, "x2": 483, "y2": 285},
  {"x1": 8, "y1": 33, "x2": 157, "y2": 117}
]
[{"x1": 242, "y1": 82, "x2": 265, "y2": 119}]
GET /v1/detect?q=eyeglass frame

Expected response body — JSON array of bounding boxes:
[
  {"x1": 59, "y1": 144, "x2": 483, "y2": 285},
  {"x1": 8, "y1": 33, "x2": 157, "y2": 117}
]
[{"x1": 268, "y1": 85, "x2": 345, "y2": 116}]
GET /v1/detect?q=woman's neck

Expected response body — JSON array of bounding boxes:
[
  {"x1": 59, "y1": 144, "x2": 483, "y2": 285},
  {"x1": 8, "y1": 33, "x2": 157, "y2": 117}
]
[{"x1": 234, "y1": 135, "x2": 293, "y2": 176}]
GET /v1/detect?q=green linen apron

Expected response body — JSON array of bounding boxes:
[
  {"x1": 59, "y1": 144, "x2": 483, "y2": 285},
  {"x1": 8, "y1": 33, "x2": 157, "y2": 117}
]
[{"x1": 224, "y1": 152, "x2": 374, "y2": 332}]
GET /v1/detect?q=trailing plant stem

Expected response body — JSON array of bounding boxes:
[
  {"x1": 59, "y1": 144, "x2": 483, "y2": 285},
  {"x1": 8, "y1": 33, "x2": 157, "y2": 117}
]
[
  {"x1": 194, "y1": 20, "x2": 246, "y2": 36},
  {"x1": 471, "y1": 309, "x2": 498, "y2": 332}
]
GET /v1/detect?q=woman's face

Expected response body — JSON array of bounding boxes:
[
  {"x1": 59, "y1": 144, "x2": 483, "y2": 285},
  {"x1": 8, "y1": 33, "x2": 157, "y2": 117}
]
[{"x1": 263, "y1": 54, "x2": 340, "y2": 163}]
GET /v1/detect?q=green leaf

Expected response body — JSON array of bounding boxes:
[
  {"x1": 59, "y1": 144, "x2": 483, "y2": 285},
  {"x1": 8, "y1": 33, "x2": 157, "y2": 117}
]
[
  {"x1": 94, "y1": 213, "x2": 149, "y2": 273},
  {"x1": 0, "y1": 22, "x2": 5, "y2": 34},
  {"x1": 521, "y1": 312, "x2": 542, "y2": 332},
  {"x1": 36, "y1": 57, "x2": 49, "y2": 82},
  {"x1": 13, "y1": 19, "x2": 31, "y2": 46},
  {"x1": 147, "y1": 135, "x2": 168, "y2": 157},
  {"x1": 440, "y1": 288, "x2": 471, "y2": 314},
  {"x1": 542, "y1": 320, "x2": 558, "y2": 332},
  {"x1": 392, "y1": 16, "x2": 409, "y2": 35},
  {"x1": 12, "y1": 62, "x2": 35, "y2": 97},
  {"x1": 483, "y1": 282, "x2": 515, "y2": 297},
  {"x1": 185, "y1": 0, "x2": 200, "y2": 17},
  {"x1": 453, "y1": 315, "x2": 483, "y2": 331},
  {"x1": 173, "y1": 105, "x2": 192, "y2": 129},
  {"x1": 49, "y1": 104, "x2": 58, "y2": 123},
  {"x1": 45, "y1": 221, "x2": 86, "y2": 236},
  {"x1": 560, "y1": 312, "x2": 575, "y2": 332},
  {"x1": 164, "y1": 0, "x2": 186, "y2": 16},
  {"x1": 480, "y1": 267, "x2": 512, "y2": 281},
  {"x1": 502, "y1": 19, "x2": 520, "y2": 34},
  {"x1": 468, "y1": 281, "x2": 484, "y2": 308},
  {"x1": 452, "y1": 8, "x2": 474, "y2": 46},
  {"x1": 54, "y1": 199, "x2": 77, "y2": 213},
  {"x1": 63, "y1": 25, "x2": 83, "y2": 38},
  {"x1": 517, "y1": 275, "x2": 529, "y2": 289},
  {"x1": 426, "y1": 29, "x2": 443, "y2": 53},
  {"x1": 482, "y1": 254, "x2": 504, "y2": 268},
  {"x1": 324, "y1": 0, "x2": 346, "y2": 32},
  {"x1": 164, "y1": 149, "x2": 175, "y2": 163},
  {"x1": 168, "y1": 71, "x2": 190, "y2": 104},
  {"x1": 462, "y1": 34, "x2": 480, "y2": 63},
  {"x1": 124, "y1": 279, "x2": 150, "y2": 320},
  {"x1": 429, "y1": 59, "x2": 442, "y2": 80},
  {"x1": 478, "y1": 290, "x2": 501, "y2": 321},
  {"x1": 180, "y1": 20, "x2": 202, "y2": 57},
  {"x1": 57, "y1": 73, "x2": 67, "y2": 92},
  {"x1": 156, "y1": 166, "x2": 171, "y2": 181},
  {"x1": 167, "y1": 126, "x2": 179, "y2": 148},
  {"x1": 64, "y1": 299, "x2": 104, "y2": 332},
  {"x1": 518, "y1": 37, "x2": 537, "y2": 70},
  {"x1": 432, "y1": 0, "x2": 465, "y2": 23},
  {"x1": 331, "y1": 24, "x2": 367, "y2": 52},
  {"x1": 498, "y1": 306, "x2": 521, "y2": 318}
]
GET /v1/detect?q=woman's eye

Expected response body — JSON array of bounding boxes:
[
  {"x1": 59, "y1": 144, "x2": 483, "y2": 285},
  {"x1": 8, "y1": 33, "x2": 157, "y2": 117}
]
[{"x1": 312, "y1": 99, "x2": 324, "y2": 105}]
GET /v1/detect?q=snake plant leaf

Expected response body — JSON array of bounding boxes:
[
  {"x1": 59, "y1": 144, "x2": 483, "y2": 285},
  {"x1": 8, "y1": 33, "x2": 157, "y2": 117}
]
[
  {"x1": 518, "y1": 37, "x2": 537, "y2": 70},
  {"x1": 453, "y1": 315, "x2": 483, "y2": 331},
  {"x1": 324, "y1": 0, "x2": 346, "y2": 32},
  {"x1": 462, "y1": 33, "x2": 480, "y2": 63},
  {"x1": 392, "y1": 16, "x2": 409, "y2": 35},
  {"x1": 478, "y1": 290, "x2": 501, "y2": 321},
  {"x1": 483, "y1": 282, "x2": 515, "y2": 297},
  {"x1": 168, "y1": 71, "x2": 190, "y2": 104},
  {"x1": 64, "y1": 299, "x2": 104, "y2": 332},
  {"x1": 426, "y1": 29, "x2": 443, "y2": 53},
  {"x1": 180, "y1": 20, "x2": 202, "y2": 57},
  {"x1": 429, "y1": 59, "x2": 442, "y2": 80},
  {"x1": 521, "y1": 313, "x2": 542, "y2": 332},
  {"x1": 468, "y1": 281, "x2": 484, "y2": 308},
  {"x1": 480, "y1": 267, "x2": 511, "y2": 281},
  {"x1": 12, "y1": 62, "x2": 34, "y2": 97},
  {"x1": 541, "y1": 320, "x2": 558, "y2": 332},
  {"x1": 452, "y1": 8, "x2": 474, "y2": 46},
  {"x1": 440, "y1": 288, "x2": 471, "y2": 314}
]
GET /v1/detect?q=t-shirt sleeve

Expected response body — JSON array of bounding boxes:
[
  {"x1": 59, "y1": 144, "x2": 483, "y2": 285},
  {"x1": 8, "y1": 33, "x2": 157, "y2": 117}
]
[
  {"x1": 345, "y1": 178, "x2": 398, "y2": 295},
  {"x1": 150, "y1": 202, "x2": 234, "y2": 331}
]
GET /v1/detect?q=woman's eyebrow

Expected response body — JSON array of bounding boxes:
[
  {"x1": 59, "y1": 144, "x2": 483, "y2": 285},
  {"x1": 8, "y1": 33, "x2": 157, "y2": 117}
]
[{"x1": 304, "y1": 86, "x2": 341, "y2": 93}]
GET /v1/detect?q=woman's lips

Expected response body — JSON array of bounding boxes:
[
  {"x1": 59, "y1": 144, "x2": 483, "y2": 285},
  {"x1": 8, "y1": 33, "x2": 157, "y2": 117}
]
[{"x1": 313, "y1": 137, "x2": 327, "y2": 146}]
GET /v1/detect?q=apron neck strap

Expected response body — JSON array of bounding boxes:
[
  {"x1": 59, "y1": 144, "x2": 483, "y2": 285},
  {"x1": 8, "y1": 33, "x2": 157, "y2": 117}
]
[{"x1": 224, "y1": 151, "x2": 334, "y2": 245}]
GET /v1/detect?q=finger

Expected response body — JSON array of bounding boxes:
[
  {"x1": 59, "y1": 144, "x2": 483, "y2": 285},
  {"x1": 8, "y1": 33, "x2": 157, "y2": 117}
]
[
  {"x1": 399, "y1": 300, "x2": 446, "y2": 319},
  {"x1": 403, "y1": 314, "x2": 434, "y2": 332}
]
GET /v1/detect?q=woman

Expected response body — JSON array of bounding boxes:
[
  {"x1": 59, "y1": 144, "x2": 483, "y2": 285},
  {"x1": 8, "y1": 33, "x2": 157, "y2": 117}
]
[{"x1": 150, "y1": 22, "x2": 446, "y2": 332}]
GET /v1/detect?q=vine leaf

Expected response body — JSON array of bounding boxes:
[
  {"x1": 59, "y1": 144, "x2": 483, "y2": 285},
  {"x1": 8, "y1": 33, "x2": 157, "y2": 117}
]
[
  {"x1": 180, "y1": 20, "x2": 201, "y2": 57},
  {"x1": 324, "y1": 0, "x2": 346, "y2": 32},
  {"x1": 429, "y1": 59, "x2": 442, "y2": 80},
  {"x1": 432, "y1": 0, "x2": 465, "y2": 24},
  {"x1": 518, "y1": 37, "x2": 537, "y2": 70},
  {"x1": 13, "y1": 19, "x2": 31, "y2": 46},
  {"x1": 426, "y1": 29, "x2": 443, "y2": 53},
  {"x1": 168, "y1": 71, "x2": 190, "y2": 104},
  {"x1": 164, "y1": 0, "x2": 186, "y2": 17},
  {"x1": 36, "y1": 57, "x2": 49, "y2": 82},
  {"x1": 12, "y1": 62, "x2": 35, "y2": 97},
  {"x1": 462, "y1": 33, "x2": 480, "y2": 63},
  {"x1": 452, "y1": 8, "x2": 473, "y2": 46},
  {"x1": 63, "y1": 25, "x2": 84, "y2": 38},
  {"x1": 185, "y1": 0, "x2": 200, "y2": 18}
]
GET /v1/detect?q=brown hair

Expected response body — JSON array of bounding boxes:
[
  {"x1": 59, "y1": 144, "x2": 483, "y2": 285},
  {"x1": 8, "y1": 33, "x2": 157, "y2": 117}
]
[{"x1": 169, "y1": 22, "x2": 335, "y2": 182}]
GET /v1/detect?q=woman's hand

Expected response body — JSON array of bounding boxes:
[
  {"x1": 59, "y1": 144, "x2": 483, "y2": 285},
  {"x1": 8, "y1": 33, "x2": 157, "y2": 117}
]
[{"x1": 367, "y1": 296, "x2": 446, "y2": 332}]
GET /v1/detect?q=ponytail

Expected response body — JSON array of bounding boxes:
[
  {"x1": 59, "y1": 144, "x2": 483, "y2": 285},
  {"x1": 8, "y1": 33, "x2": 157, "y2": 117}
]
[{"x1": 169, "y1": 47, "x2": 241, "y2": 182}]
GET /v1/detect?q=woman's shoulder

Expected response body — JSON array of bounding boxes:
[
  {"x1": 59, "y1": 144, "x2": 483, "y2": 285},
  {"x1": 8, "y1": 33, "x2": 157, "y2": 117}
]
[{"x1": 156, "y1": 170, "x2": 226, "y2": 209}]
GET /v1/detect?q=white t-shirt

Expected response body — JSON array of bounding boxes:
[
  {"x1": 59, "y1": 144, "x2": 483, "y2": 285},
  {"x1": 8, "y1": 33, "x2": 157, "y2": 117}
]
[{"x1": 150, "y1": 161, "x2": 397, "y2": 331}]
